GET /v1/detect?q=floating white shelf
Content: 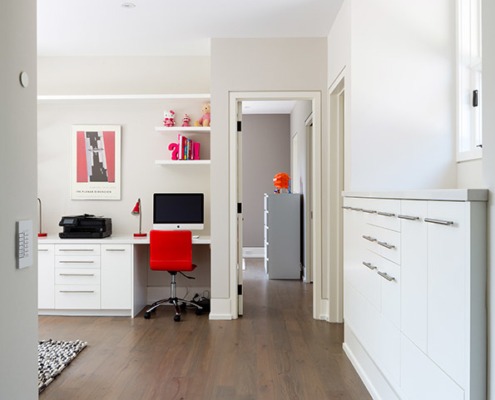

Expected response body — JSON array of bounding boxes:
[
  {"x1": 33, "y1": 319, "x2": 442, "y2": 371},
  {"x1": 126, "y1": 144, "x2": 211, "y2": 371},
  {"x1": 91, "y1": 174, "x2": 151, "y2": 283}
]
[
  {"x1": 155, "y1": 160, "x2": 211, "y2": 166},
  {"x1": 155, "y1": 126, "x2": 210, "y2": 133}
]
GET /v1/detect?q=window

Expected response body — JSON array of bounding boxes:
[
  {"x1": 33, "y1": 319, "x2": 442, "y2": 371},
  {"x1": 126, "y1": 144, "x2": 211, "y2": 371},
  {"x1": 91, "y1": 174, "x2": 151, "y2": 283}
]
[{"x1": 457, "y1": 0, "x2": 482, "y2": 161}]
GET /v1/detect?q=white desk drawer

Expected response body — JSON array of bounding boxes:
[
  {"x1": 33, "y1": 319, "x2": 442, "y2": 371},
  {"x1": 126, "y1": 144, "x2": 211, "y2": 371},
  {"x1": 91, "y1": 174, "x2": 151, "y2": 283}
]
[
  {"x1": 55, "y1": 285, "x2": 100, "y2": 309},
  {"x1": 55, "y1": 268, "x2": 100, "y2": 285},
  {"x1": 55, "y1": 256, "x2": 101, "y2": 269},
  {"x1": 55, "y1": 244, "x2": 100, "y2": 256}
]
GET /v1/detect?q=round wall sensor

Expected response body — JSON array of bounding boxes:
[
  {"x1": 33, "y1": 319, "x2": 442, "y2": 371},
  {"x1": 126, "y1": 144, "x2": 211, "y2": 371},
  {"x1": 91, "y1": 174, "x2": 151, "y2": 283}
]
[{"x1": 19, "y1": 71, "x2": 29, "y2": 88}]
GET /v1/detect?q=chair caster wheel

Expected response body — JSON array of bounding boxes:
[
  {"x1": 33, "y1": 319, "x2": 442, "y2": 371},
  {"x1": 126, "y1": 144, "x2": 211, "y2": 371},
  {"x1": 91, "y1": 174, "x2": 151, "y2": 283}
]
[
  {"x1": 195, "y1": 308, "x2": 203, "y2": 315},
  {"x1": 174, "y1": 315, "x2": 181, "y2": 322},
  {"x1": 144, "y1": 312, "x2": 151, "y2": 319}
]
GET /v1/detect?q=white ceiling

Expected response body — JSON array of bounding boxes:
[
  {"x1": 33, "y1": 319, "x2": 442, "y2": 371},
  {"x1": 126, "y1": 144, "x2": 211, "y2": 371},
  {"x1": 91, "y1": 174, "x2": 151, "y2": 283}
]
[{"x1": 37, "y1": 0, "x2": 344, "y2": 56}]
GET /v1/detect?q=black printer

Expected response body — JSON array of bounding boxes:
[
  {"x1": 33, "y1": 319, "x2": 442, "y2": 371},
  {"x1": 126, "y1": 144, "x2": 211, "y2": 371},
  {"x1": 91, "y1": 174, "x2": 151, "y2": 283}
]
[{"x1": 59, "y1": 214, "x2": 112, "y2": 239}]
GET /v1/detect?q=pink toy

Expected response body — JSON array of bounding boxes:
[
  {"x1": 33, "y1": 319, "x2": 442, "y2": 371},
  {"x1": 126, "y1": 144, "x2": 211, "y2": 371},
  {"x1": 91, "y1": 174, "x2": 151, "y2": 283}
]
[
  {"x1": 182, "y1": 114, "x2": 191, "y2": 127},
  {"x1": 163, "y1": 110, "x2": 176, "y2": 127},
  {"x1": 168, "y1": 142, "x2": 179, "y2": 160},
  {"x1": 194, "y1": 102, "x2": 211, "y2": 127}
]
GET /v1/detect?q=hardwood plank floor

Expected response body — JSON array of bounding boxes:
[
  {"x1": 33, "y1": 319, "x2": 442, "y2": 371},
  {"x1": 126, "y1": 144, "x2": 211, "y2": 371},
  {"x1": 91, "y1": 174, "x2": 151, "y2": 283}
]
[{"x1": 39, "y1": 259, "x2": 371, "y2": 400}]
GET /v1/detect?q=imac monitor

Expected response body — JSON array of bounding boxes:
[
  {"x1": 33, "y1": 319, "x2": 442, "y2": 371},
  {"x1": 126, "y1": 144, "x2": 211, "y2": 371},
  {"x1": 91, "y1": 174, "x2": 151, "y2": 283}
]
[{"x1": 153, "y1": 193, "x2": 204, "y2": 231}]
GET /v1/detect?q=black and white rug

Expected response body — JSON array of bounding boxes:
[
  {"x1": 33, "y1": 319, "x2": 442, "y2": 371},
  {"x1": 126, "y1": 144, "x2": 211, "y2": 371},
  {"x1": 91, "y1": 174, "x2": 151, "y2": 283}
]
[{"x1": 38, "y1": 339, "x2": 87, "y2": 393}]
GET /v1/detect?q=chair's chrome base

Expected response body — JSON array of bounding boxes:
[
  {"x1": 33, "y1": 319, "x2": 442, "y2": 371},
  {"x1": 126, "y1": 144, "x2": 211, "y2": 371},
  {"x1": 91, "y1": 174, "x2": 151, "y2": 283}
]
[{"x1": 143, "y1": 272, "x2": 203, "y2": 321}]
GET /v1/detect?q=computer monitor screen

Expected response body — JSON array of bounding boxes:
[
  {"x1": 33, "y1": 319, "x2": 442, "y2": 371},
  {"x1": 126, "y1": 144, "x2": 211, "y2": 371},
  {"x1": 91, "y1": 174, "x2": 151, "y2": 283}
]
[{"x1": 153, "y1": 193, "x2": 204, "y2": 231}]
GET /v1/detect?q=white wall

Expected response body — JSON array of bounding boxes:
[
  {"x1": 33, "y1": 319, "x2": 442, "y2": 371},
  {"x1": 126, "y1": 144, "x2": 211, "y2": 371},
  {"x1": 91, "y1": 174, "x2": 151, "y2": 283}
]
[
  {"x1": 329, "y1": 0, "x2": 457, "y2": 192},
  {"x1": 0, "y1": 0, "x2": 38, "y2": 398},
  {"x1": 242, "y1": 114, "x2": 290, "y2": 248},
  {"x1": 482, "y1": 0, "x2": 495, "y2": 397},
  {"x1": 210, "y1": 38, "x2": 327, "y2": 317}
]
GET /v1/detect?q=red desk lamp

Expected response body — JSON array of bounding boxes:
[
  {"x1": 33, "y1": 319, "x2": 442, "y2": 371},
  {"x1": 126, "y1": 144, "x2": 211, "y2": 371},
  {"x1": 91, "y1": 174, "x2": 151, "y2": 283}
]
[
  {"x1": 37, "y1": 198, "x2": 47, "y2": 237},
  {"x1": 132, "y1": 198, "x2": 147, "y2": 237}
]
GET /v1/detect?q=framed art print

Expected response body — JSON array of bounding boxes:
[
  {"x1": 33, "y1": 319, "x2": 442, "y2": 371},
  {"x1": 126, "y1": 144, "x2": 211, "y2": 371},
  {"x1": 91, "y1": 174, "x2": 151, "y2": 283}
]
[{"x1": 71, "y1": 125, "x2": 121, "y2": 200}]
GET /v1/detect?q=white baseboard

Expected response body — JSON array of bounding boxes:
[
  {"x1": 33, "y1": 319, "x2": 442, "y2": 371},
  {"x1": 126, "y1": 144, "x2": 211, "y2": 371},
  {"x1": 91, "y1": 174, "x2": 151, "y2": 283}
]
[{"x1": 242, "y1": 247, "x2": 265, "y2": 258}]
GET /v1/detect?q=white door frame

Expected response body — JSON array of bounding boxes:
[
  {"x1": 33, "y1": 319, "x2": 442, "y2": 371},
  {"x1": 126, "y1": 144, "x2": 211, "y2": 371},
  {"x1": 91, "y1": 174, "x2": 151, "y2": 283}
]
[
  {"x1": 229, "y1": 91, "x2": 323, "y2": 319},
  {"x1": 328, "y1": 71, "x2": 346, "y2": 323}
]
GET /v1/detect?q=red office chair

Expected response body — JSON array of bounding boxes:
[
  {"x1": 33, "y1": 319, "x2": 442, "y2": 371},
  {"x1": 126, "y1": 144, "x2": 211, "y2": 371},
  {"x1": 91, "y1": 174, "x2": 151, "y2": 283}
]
[{"x1": 143, "y1": 230, "x2": 203, "y2": 321}]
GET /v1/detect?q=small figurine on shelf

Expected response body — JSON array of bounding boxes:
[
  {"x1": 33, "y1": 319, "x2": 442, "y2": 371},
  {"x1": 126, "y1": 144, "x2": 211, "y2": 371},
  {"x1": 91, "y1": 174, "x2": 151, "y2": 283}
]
[
  {"x1": 182, "y1": 114, "x2": 191, "y2": 127},
  {"x1": 273, "y1": 172, "x2": 290, "y2": 194},
  {"x1": 194, "y1": 102, "x2": 211, "y2": 127},
  {"x1": 163, "y1": 110, "x2": 176, "y2": 127}
]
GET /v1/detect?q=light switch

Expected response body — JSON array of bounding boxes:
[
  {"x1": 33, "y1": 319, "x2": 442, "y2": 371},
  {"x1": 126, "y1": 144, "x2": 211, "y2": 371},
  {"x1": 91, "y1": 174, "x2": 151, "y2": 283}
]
[{"x1": 16, "y1": 220, "x2": 33, "y2": 269}]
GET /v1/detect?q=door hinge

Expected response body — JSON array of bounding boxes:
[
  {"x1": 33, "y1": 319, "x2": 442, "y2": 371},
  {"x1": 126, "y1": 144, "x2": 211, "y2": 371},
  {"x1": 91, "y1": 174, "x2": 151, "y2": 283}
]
[
  {"x1": 237, "y1": 203, "x2": 242, "y2": 214},
  {"x1": 238, "y1": 284, "x2": 243, "y2": 295},
  {"x1": 473, "y1": 90, "x2": 479, "y2": 107},
  {"x1": 237, "y1": 121, "x2": 242, "y2": 132}
]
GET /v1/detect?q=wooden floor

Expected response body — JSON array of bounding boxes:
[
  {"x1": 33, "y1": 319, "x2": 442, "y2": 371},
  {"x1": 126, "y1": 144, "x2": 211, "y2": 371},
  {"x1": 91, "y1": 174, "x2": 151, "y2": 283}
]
[{"x1": 39, "y1": 260, "x2": 371, "y2": 400}]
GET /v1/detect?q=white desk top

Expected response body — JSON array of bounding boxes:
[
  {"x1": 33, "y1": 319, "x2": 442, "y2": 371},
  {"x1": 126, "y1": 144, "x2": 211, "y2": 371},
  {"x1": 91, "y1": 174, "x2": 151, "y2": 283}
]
[{"x1": 38, "y1": 234, "x2": 211, "y2": 245}]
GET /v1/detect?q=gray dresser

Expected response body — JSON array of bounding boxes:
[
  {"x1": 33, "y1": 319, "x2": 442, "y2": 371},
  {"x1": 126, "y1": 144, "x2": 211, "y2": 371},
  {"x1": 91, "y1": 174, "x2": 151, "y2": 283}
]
[{"x1": 264, "y1": 193, "x2": 301, "y2": 279}]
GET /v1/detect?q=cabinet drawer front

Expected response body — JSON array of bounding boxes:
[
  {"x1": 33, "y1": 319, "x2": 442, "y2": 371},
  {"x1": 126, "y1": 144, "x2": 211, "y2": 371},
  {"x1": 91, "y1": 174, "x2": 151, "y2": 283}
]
[
  {"x1": 365, "y1": 199, "x2": 401, "y2": 232},
  {"x1": 55, "y1": 268, "x2": 100, "y2": 285},
  {"x1": 363, "y1": 225, "x2": 401, "y2": 264},
  {"x1": 55, "y1": 285, "x2": 100, "y2": 309},
  {"x1": 55, "y1": 256, "x2": 101, "y2": 269},
  {"x1": 372, "y1": 253, "x2": 400, "y2": 328},
  {"x1": 55, "y1": 244, "x2": 100, "y2": 256}
]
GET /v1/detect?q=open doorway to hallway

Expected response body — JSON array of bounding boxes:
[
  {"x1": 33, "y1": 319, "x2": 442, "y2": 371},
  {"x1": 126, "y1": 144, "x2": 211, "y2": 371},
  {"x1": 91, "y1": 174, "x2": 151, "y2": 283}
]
[{"x1": 229, "y1": 92, "x2": 323, "y2": 320}]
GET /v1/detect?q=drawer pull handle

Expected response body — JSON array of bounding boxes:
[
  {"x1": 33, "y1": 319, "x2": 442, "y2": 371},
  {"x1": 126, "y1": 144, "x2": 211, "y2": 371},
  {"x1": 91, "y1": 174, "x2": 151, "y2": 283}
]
[
  {"x1": 59, "y1": 261, "x2": 95, "y2": 264},
  {"x1": 59, "y1": 290, "x2": 95, "y2": 294},
  {"x1": 342, "y1": 206, "x2": 353, "y2": 210},
  {"x1": 105, "y1": 249, "x2": 126, "y2": 252},
  {"x1": 59, "y1": 249, "x2": 94, "y2": 252},
  {"x1": 362, "y1": 235, "x2": 377, "y2": 242},
  {"x1": 362, "y1": 262, "x2": 377, "y2": 270},
  {"x1": 59, "y1": 273, "x2": 95, "y2": 277},
  {"x1": 377, "y1": 211, "x2": 396, "y2": 217},
  {"x1": 377, "y1": 271, "x2": 396, "y2": 282},
  {"x1": 362, "y1": 209, "x2": 377, "y2": 214},
  {"x1": 377, "y1": 240, "x2": 396, "y2": 249},
  {"x1": 424, "y1": 218, "x2": 454, "y2": 226},
  {"x1": 398, "y1": 214, "x2": 420, "y2": 221},
  {"x1": 38, "y1": 249, "x2": 49, "y2": 252}
]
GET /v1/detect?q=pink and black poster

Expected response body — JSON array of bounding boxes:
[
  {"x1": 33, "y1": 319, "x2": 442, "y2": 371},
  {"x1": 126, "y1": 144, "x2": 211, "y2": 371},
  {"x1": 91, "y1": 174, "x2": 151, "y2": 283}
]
[{"x1": 71, "y1": 125, "x2": 121, "y2": 200}]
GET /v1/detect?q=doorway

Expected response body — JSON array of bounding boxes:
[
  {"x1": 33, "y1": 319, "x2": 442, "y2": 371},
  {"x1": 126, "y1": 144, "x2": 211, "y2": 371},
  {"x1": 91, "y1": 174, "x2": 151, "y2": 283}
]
[{"x1": 229, "y1": 91, "x2": 323, "y2": 319}]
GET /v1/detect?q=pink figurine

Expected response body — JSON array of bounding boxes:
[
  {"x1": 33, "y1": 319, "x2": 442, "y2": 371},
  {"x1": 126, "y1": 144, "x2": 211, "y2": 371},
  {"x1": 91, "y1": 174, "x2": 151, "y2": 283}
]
[
  {"x1": 163, "y1": 110, "x2": 176, "y2": 127},
  {"x1": 182, "y1": 114, "x2": 191, "y2": 127}
]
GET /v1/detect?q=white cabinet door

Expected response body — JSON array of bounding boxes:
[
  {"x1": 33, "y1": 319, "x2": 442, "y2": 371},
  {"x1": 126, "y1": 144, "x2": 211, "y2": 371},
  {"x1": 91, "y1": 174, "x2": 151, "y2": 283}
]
[
  {"x1": 38, "y1": 244, "x2": 55, "y2": 309},
  {"x1": 101, "y1": 244, "x2": 132, "y2": 309},
  {"x1": 427, "y1": 201, "x2": 466, "y2": 387},
  {"x1": 400, "y1": 200, "x2": 428, "y2": 352}
]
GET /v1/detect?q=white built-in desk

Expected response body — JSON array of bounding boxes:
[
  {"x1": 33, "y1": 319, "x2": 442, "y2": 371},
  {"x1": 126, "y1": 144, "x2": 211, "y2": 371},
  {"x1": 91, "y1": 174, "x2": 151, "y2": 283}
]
[{"x1": 37, "y1": 235, "x2": 210, "y2": 318}]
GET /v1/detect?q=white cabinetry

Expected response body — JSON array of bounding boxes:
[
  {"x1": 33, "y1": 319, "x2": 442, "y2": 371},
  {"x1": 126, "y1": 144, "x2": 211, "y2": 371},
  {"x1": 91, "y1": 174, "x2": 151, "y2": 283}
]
[
  {"x1": 101, "y1": 244, "x2": 132, "y2": 309},
  {"x1": 38, "y1": 244, "x2": 55, "y2": 309},
  {"x1": 264, "y1": 193, "x2": 301, "y2": 279},
  {"x1": 38, "y1": 239, "x2": 142, "y2": 317},
  {"x1": 343, "y1": 190, "x2": 487, "y2": 400}
]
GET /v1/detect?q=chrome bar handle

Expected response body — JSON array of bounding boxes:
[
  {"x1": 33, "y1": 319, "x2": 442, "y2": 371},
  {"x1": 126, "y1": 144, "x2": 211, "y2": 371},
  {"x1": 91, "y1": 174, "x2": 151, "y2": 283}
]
[
  {"x1": 362, "y1": 235, "x2": 377, "y2": 242},
  {"x1": 377, "y1": 211, "x2": 396, "y2": 217},
  {"x1": 59, "y1": 273, "x2": 95, "y2": 277},
  {"x1": 362, "y1": 209, "x2": 377, "y2": 214},
  {"x1": 377, "y1": 271, "x2": 396, "y2": 282},
  {"x1": 59, "y1": 290, "x2": 95, "y2": 293},
  {"x1": 105, "y1": 249, "x2": 126, "y2": 252},
  {"x1": 424, "y1": 218, "x2": 454, "y2": 226},
  {"x1": 362, "y1": 261, "x2": 377, "y2": 270},
  {"x1": 398, "y1": 214, "x2": 420, "y2": 221},
  {"x1": 59, "y1": 249, "x2": 95, "y2": 252},
  {"x1": 38, "y1": 249, "x2": 49, "y2": 252},
  {"x1": 59, "y1": 260, "x2": 95, "y2": 264},
  {"x1": 377, "y1": 240, "x2": 396, "y2": 249}
]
